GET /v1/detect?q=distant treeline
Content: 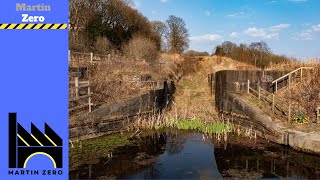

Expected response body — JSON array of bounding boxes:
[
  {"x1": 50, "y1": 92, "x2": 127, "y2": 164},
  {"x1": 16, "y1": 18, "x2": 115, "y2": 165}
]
[
  {"x1": 184, "y1": 50, "x2": 209, "y2": 57},
  {"x1": 214, "y1": 41, "x2": 294, "y2": 68}
]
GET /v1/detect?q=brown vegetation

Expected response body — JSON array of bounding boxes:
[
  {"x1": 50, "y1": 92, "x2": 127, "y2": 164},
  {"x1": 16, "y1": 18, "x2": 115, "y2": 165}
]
[
  {"x1": 184, "y1": 50, "x2": 209, "y2": 57},
  {"x1": 89, "y1": 55, "x2": 161, "y2": 105},
  {"x1": 69, "y1": 0, "x2": 160, "y2": 52},
  {"x1": 123, "y1": 36, "x2": 159, "y2": 63},
  {"x1": 166, "y1": 15, "x2": 189, "y2": 53},
  {"x1": 278, "y1": 63, "x2": 320, "y2": 122},
  {"x1": 214, "y1": 41, "x2": 293, "y2": 69},
  {"x1": 166, "y1": 56, "x2": 257, "y2": 122}
]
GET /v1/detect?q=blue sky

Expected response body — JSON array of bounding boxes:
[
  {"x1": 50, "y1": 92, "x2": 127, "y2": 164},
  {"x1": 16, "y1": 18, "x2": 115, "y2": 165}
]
[{"x1": 132, "y1": 0, "x2": 320, "y2": 59}]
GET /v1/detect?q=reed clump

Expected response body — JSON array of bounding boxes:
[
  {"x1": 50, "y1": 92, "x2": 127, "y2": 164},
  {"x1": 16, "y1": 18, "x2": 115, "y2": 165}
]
[{"x1": 128, "y1": 113, "x2": 232, "y2": 135}]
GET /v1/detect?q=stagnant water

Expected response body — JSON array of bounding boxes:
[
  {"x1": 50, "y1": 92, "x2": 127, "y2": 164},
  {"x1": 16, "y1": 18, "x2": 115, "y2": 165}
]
[{"x1": 70, "y1": 130, "x2": 320, "y2": 179}]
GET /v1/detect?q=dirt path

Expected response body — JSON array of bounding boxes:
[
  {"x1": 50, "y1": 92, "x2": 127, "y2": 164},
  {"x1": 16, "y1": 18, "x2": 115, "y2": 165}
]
[{"x1": 167, "y1": 56, "x2": 257, "y2": 122}]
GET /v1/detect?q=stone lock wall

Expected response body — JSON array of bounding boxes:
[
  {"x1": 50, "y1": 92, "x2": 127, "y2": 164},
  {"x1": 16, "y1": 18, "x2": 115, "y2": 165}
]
[
  {"x1": 213, "y1": 70, "x2": 287, "y2": 112},
  {"x1": 69, "y1": 81, "x2": 175, "y2": 140},
  {"x1": 211, "y1": 70, "x2": 320, "y2": 154}
]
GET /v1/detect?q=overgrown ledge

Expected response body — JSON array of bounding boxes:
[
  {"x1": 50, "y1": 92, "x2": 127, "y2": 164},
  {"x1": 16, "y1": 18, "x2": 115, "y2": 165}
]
[
  {"x1": 212, "y1": 70, "x2": 320, "y2": 155},
  {"x1": 69, "y1": 81, "x2": 175, "y2": 140}
]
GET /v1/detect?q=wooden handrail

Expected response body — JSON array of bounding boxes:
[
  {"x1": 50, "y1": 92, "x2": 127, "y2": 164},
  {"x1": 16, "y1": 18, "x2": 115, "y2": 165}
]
[
  {"x1": 69, "y1": 93, "x2": 93, "y2": 102},
  {"x1": 272, "y1": 67, "x2": 314, "y2": 84},
  {"x1": 248, "y1": 83, "x2": 293, "y2": 121},
  {"x1": 69, "y1": 84, "x2": 90, "y2": 89}
]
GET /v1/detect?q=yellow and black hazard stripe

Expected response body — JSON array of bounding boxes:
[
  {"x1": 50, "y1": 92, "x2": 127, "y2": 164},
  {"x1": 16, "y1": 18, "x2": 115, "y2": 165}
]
[{"x1": 0, "y1": 23, "x2": 68, "y2": 30}]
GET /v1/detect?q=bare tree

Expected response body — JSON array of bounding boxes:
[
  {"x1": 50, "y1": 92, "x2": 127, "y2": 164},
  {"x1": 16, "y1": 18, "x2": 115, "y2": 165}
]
[
  {"x1": 166, "y1": 15, "x2": 189, "y2": 53},
  {"x1": 151, "y1": 21, "x2": 168, "y2": 51},
  {"x1": 151, "y1": 21, "x2": 167, "y2": 38},
  {"x1": 69, "y1": 0, "x2": 93, "y2": 30},
  {"x1": 69, "y1": 0, "x2": 160, "y2": 52},
  {"x1": 220, "y1": 41, "x2": 237, "y2": 56},
  {"x1": 249, "y1": 41, "x2": 271, "y2": 67}
]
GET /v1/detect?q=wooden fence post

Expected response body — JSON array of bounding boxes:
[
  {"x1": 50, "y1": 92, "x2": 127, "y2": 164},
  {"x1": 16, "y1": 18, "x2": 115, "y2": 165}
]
[
  {"x1": 317, "y1": 106, "x2": 320, "y2": 123},
  {"x1": 68, "y1": 50, "x2": 71, "y2": 62},
  {"x1": 208, "y1": 74, "x2": 212, "y2": 96},
  {"x1": 75, "y1": 77, "x2": 79, "y2": 98},
  {"x1": 288, "y1": 74, "x2": 291, "y2": 88},
  {"x1": 272, "y1": 94, "x2": 275, "y2": 114},
  {"x1": 88, "y1": 86, "x2": 92, "y2": 112},
  {"x1": 90, "y1": 52, "x2": 93, "y2": 64},
  {"x1": 275, "y1": 81, "x2": 278, "y2": 94},
  {"x1": 247, "y1": 80, "x2": 250, "y2": 94},
  {"x1": 300, "y1": 68, "x2": 303, "y2": 82},
  {"x1": 211, "y1": 74, "x2": 215, "y2": 96},
  {"x1": 258, "y1": 86, "x2": 261, "y2": 100},
  {"x1": 288, "y1": 103, "x2": 291, "y2": 123}
]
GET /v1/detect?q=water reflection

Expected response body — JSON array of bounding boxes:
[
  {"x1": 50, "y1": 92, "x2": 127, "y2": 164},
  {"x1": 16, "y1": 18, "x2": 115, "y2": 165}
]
[{"x1": 70, "y1": 130, "x2": 320, "y2": 179}]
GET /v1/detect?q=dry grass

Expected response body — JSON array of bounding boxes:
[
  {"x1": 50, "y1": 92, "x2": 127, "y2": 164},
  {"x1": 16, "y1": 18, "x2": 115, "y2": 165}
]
[
  {"x1": 266, "y1": 61, "x2": 301, "y2": 72},
  {"x1": 123, "y1": 36, "x2": 159, "y2": 64},
  {"x1": 166, "y1": 55, "x2": 257, "y2": 123},
  {"x1": 87, "y1": 52, "x2": 187, "y2": 106},
  {"x1": 76, "y1": 38, "x2": 186, "y2": 107},
  {"x1": 266, "y1": 58, "x2": 320, "y2": 72},
  {"x1": 278, "y1": 64, "x2": 320, "y2": 122},
  {"x1": 158, "y1": 53, "x2": 185, "y2": 80},
  {"x1": 89, "y1": 54, "x2": 162, "y2": 105}
]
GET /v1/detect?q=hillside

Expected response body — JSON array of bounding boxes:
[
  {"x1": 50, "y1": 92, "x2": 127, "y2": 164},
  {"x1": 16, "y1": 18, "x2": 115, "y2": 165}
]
[{"x1": 166, "y1": 55, "x2": 257, "y2": 122}]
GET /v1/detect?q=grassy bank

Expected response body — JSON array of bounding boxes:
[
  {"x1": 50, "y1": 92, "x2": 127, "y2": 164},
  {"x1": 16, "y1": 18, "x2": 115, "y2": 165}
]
[
  {"x1": 155, "y1": 118, "x2": 232, "y2": 134},
  {"x1": 69, "y1": 133, "x2": 131, "y2": 170}
]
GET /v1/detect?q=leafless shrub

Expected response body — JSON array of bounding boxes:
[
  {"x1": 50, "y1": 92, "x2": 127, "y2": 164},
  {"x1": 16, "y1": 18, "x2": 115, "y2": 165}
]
[
  {"x1": 181, "y1": 56, "x2": 201, "y2": 76},
  {"x1": 280, "y1": 64, "x2": 320, "y2": 119},
  {"x1": 88, "y1": 53, "x2": 163, "y2": 105},
  {"x1": 94, "y1": 37, "x2": 113, "y2": 54},
  {"x1": 69, "y1": 31, "x2": 89, "y2": 52},
  {"x1": 123, "y1": 36, "x2": 159, "y2": 64}
]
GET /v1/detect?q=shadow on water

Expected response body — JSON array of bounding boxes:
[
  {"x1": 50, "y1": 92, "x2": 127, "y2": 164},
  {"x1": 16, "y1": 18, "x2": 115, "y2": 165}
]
[{"x1": 70, "y1": 130, "x2": 320, "y2": 179}]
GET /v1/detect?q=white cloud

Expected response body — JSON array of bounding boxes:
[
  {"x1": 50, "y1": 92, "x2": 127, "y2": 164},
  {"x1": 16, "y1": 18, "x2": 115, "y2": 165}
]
[
  {"x1": 244, "y1": 27, "x2": 266, "y2": 37},
  {"x1": 243, "y1": 24, "x2": 289, "y2": 40},
  {"x1": 292, "y1": 24, "x2": 320, "y2": 40},
  {"x1": 312, "y1": 24, "x2": 320, "y2": 32},
  {"x1": 264, "y1": 33, "x2": 279, "y2": 39},
  {"x1": 293, "y1": 30, "x2": 313, "y2": 40},
  {"x1": 205, "y1": 10, "x2": 211, "y2": 16},
  {"x1": 160, "y1": 0, "x2": 168, "y2": 3},
  {"x1": 299, "y1": 32, "x2": 312, "y2": 40},
  {"x1": 269, "y1": 24, "x2": 291, "y2": 31},
  {"x1": 230, "y1": 32, "x2": 239, "y2": 38},
  {"x1": 190, "y1": 34, "x2": 223, "y2": 42},
  {"x1": 244, "y1": 27, "x2": 279, "y2": 40},
  {"x1": 227, "y1": 11, "x2": 245, "y2": 17},
  {"x1": 289, "y1": 0, "x2": 308, "y2": 2}
]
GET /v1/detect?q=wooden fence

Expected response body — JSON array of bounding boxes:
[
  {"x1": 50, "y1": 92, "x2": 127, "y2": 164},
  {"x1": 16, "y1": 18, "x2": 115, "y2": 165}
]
[
  {"x1": 272, "y1": 67, "x2": 314, "y2": 93},
  {"x1": 247, "y1": 80, "x2": 296, "y2": 122},
  {"x1": 68, "y1": 50, "x2": 111, "y2": 66},
  {"x1": 68, "y1": 78, "x2": 168, "y2": 115},
  {"x1": 69, "y1": 77, "x2": 93, "y2": 114}
]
